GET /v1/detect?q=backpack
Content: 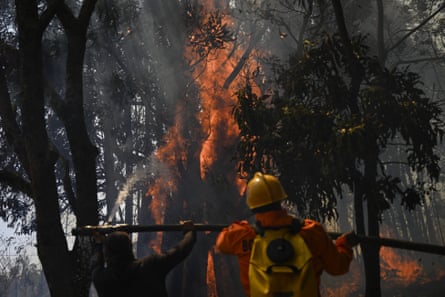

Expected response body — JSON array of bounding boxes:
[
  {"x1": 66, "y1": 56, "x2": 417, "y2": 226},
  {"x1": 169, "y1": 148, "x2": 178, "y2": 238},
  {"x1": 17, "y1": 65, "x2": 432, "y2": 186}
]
[{"x1": 248, "y1": 219, "x2": 318, "y2": 297}]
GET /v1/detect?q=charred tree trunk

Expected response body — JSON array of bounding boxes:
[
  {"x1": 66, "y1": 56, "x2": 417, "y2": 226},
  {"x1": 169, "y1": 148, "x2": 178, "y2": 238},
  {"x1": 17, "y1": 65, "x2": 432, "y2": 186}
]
[
  {"x1": 362, "y1": 144, "x2": 382, "y2": 297},
  {"x1": 375, "y1": 0, "x2": 386, "y2": 66},
  {"x1": 163, "y1": 139, "x2": 205, "y2": 296},
  {"x1": 354, "y1": 180, "x2": 365, "y2": 236},
  {"x1": 136, "y1": 194, "x2": 158, "y2": 257},
  {"x1": 331, "y1": 1, "x2": 381, "y2": 296}
]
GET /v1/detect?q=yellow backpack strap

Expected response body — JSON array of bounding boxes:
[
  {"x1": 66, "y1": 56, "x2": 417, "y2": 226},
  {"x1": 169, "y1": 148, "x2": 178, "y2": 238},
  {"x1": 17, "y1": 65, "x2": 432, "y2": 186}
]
[{"x1": 253, "y1": 218, "x2": 303, "y2": 235}]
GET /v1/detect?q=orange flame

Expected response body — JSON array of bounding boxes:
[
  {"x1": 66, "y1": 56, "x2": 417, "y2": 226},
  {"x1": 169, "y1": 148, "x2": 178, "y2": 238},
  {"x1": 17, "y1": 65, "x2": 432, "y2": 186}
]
[
  {"x1": 143, "y1": 2, "x2": 445, "y2": 295},
  {"x1": 186, "y1": 4, "x2": 260, "y2": 184},
  {"x1": 380, "y1": 247, "x2": 423, "y2": 284},
  {"x1": 145, "y1": 106, "x2": 186, "y2": 250},
  {"x1": 145, "y1": 175, "x2": 176, "y2": 253},
  {"x1": 146, "y1": 1, "x2": 255, "y2": 226},
  {"x1": 148, "y1": 237, "x2": 161, "y2": 254},
  {"x1": 195, "y1": 54, "x2": 241, "y2": 179},
  {"x1": 379, "y1": 225, "x2": 445, "y2": 290},
  {"x1": 379, "y1": 226, "x2": 425, "y2": 285},
  {"x1": 145, "y1": 0, "x2": 258, "y2": 289},
  {"x1": 206, "y1": 249, "x2": 218, "y2": 297}
]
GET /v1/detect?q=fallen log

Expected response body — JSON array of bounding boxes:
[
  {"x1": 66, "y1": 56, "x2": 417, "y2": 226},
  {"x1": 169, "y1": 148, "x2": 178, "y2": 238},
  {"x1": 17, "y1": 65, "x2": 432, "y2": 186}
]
[{"x1": 72, "y1": 224, "x2": 445, "y2": 255}]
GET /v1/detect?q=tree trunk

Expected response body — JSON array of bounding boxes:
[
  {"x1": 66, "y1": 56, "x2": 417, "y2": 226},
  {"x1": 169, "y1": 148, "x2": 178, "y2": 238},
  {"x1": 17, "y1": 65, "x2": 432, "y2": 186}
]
[
  {"x1": 56, "y1": 2, "x2": 100, "y2": 296},
  {"x1": 331, "y1": 1, "x2": 382, "y2": 296},
  {"x1": 362, "y1": 146, "x2": 382, "y2": 297},
  {"x1": 15, "y1": 1, "x2": 79, "y2": 297},
  {"x1": 354, "y1": 180, "x2": 365, "y2": 236},
  {"x1": 57, "y1": 1, "x2": 99, "y2": 228},
  {"x1": 375, "y1": 0, "x2": 386, "y2": 66},
  {"x1": 15, "y1": 1, "x2": 100, "y2": 296}
]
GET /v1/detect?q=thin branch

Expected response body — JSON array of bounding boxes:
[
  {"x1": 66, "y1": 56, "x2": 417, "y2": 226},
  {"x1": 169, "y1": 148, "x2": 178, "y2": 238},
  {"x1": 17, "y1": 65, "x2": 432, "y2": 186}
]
[
  {"x1": 387, "y1": 1, "x2": 445, "y2": 54},
  {"x1": 331, "y1": 0, "x2": 351, "y2": 45},
  {"x1": 330, "y1": 0, "x2": 363, "y2": 114},
  {"x1": 380, "y1": 161, "x2": 409, "y2": 166},
  {"x1": 0, "y1": 169, "x2": 32, "y2": 197},
  {"x1": 56, "y1": 1, "x2": 77, "y2": 30},
  {"x1": 78, "y1": 0, "x2": 99, "y2": 26},
  {"x1": 38, "y1": 0, "x2": 62, "y2": 32},
  {"x1": 223, "y1": 27, "x2": 265, "y2": 89},
  {"x1": 375, "y1": 0, "x2": 385, "y2": 65},
  {"x1": 60, "y1": 156, "x2": 78, "y2": 217},
  {"x1": 396, "y1": 56, "x2": 445, "y2": 65},
  {"x1": 0, "y1": 60, "x2": 20, "y2": 138},
  {"x1": 0, "y1": 58, "x2": 30, "y2": 173},
  {"x1": 45, "y1": 79, "x2": 67, "y2": 119}
]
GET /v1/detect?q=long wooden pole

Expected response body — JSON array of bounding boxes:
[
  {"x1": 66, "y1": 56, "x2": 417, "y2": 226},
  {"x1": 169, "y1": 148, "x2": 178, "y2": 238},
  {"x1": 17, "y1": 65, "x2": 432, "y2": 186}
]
[
  {"x1": 72, "y1": 224, "x2": 445, "y2": 255},
  {"x1": 72, "y1": 223, "x2": 226, "y2": 235}
]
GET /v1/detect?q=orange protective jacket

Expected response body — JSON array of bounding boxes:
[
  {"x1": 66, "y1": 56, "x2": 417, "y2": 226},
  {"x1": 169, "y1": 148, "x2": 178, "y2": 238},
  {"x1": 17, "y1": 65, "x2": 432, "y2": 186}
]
[{"x1": 215, "y1": 210, "x2": 353, "y2": 297}]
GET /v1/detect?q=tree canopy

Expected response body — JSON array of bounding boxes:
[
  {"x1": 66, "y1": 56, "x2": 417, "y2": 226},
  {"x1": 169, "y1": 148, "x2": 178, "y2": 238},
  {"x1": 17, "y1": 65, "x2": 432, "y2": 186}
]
[
  {"x1": 235, "y1": 32, "x2": 443, "y2": 218},
  {"x1": 233, "y1": 28, "x2": 444, "y2": 297},
  {"x1": 1, "y1": 1, "x2": 445, "y2": 296}
]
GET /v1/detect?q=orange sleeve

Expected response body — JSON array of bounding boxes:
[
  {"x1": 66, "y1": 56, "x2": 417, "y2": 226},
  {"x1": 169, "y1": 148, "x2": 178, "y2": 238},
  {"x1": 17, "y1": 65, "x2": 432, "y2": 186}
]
[
  {"x1": 300, "y1": 220, "x2": 353, "y2": 276},
  {"x1": 215, "y1": 220, "x2": 255, "y2": 255},
  {"x1": 215, "y1": 221, "x2": 256, "y2": 297}
]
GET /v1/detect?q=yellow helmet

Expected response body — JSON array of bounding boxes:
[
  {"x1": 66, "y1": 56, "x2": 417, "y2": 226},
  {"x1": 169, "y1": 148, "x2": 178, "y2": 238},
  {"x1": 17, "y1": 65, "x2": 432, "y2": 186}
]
[{"x1": 246, "y1": 172, "x2": 287, "y2": 209}]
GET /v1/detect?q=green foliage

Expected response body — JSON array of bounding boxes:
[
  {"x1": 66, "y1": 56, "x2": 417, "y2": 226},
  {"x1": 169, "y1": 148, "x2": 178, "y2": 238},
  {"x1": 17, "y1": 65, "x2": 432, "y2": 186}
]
[
  {"x1": 233, "y1": 33, "x2": 443, "y2": 220},
  {"x1": 0, "y1": 236, "x2": 49, "y2": 297}
]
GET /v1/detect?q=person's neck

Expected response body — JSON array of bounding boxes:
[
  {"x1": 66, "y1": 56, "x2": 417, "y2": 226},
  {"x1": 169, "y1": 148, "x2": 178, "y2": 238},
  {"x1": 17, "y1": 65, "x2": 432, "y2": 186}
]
[{"x1": 254, "y1": 209, "x2": 292, "y2": 226}]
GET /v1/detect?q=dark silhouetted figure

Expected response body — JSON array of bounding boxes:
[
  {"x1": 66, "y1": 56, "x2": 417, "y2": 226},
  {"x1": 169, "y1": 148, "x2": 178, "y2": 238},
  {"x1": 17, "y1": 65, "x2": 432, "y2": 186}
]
[{"x1": 92, "y1": 221, "x2": 196, "y2": 297}]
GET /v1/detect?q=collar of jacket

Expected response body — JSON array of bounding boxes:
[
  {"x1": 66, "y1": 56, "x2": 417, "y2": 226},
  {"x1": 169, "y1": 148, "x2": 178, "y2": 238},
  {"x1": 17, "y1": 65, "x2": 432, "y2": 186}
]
[{"x1": 254, "y1": 209, "x2": 294, "y2": 227}]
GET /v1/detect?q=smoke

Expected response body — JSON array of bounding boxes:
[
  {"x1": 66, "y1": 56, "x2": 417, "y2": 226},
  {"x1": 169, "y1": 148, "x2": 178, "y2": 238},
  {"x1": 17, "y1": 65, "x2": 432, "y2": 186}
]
[
  {"x1": 106, "y1": 154, "x2": 170, "y2": 223},
  {"x1": 106, "y1": 168, "x2": 142, "y2": 223}
]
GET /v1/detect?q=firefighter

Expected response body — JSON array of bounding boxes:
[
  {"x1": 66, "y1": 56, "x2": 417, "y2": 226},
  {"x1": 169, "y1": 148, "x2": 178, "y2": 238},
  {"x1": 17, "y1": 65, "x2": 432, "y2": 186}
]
[
  {"x1": 92, "y1": 220, "x2": 196, "y2": 297},
  {"x1": 216, "y1": 172, "x2": 359, "y2": 297}
]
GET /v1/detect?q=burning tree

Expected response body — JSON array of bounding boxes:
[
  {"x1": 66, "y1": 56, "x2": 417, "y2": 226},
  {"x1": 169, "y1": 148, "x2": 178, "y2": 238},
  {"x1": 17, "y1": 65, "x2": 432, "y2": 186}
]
[
  {"x1": 2, "y1": 0, "x2": 445, "y2": 296},
  {"x1": 2, "y1": 0, "x2": 245, "y2": 295}
]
